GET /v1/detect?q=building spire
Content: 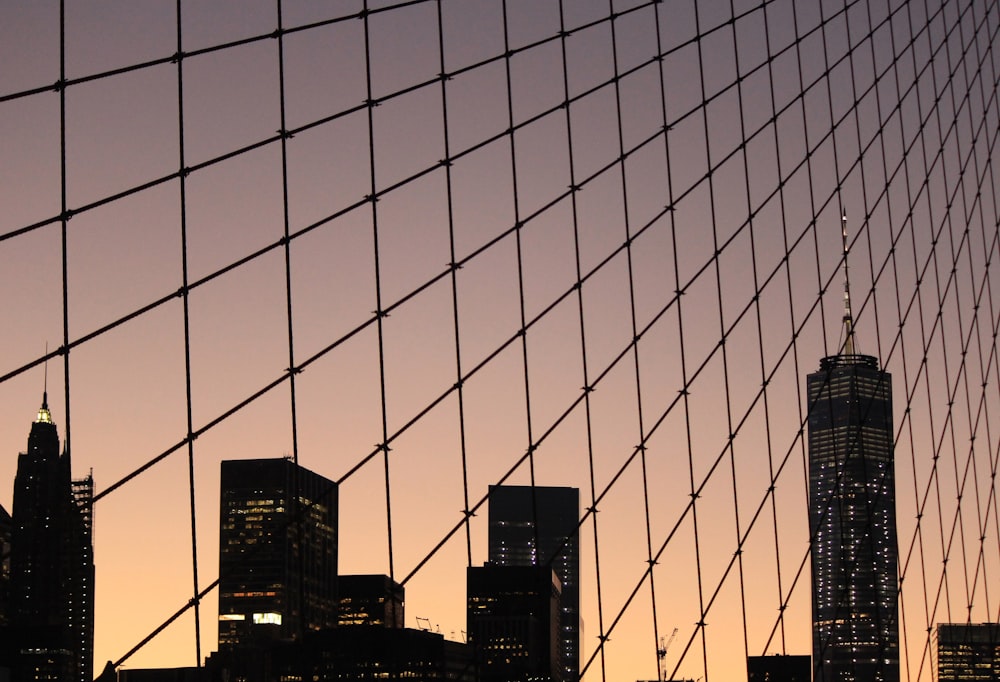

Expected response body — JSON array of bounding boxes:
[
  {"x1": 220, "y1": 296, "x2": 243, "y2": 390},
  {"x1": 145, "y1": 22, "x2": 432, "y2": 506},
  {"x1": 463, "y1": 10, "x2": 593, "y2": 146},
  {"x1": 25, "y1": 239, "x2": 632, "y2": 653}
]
[
  {"x1": 841, "y1": 209, "x2": 856, "y2": 356},
  {"x1": 36, "y1": 344, "x2": 52, "y2": 424}
]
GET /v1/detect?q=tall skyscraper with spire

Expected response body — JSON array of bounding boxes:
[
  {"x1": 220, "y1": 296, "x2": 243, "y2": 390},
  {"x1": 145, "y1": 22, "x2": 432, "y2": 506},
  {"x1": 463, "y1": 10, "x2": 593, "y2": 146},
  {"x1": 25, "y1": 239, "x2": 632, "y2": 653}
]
[
  {"x1": 807, "y1": 214, "x2": 898, "y2": 682},
  {"x1": 10, "y1": 393, "x2": 95, "y2": 682}
]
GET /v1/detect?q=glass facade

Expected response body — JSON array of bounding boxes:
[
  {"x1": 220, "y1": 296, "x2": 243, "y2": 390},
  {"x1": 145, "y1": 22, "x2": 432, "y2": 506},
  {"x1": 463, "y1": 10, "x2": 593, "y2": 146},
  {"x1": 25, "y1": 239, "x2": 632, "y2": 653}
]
[
  {"x1": 808, "y1": 355, "x2": 898, "y2": 682},
  {"x1": 218, "y1": 458, "x2": 338, "y2": 650}
]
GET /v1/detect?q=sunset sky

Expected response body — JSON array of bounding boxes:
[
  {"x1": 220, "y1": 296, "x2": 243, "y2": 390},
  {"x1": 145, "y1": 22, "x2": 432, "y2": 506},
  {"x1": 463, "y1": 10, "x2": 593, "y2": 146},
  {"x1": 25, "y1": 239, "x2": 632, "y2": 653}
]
[{"x1": 2, "y1": 1, "x2": 999, "y2": 680}]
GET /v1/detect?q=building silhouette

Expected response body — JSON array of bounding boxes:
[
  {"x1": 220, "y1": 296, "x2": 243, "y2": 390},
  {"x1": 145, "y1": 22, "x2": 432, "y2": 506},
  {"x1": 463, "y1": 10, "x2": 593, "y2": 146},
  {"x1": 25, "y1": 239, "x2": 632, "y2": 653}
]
[
  {"x1": 117, "y1": 667, "x2": 207, "y2": 682},
  {"x1": 270, "y1": 626, "x2": 475, "y2": 681},
  {"x1": 339, "y1": 574, "x2": 404, "y2": 628},
  {"x1": 9, "y1": 394, "x2": 95, "y2": 682},
  {"x1": 218, "y1": 458, "x2": 338, "y2": 651},
  {"x1": 936, "y1": 623, "x2": 1000, "y2": 680},
  {"x1": 467, "y1": 564, "x2": 562, "y2": 682},
  {"x1": 0, "y1": 502, "x2": 10, "y2": 626},
  {"x1": 488, "y1": 485, "x2": 579, "y2": 681},
  {"x1": 0, "y1": 501, "x2": 11, "y2": 678},
  {"x1": 807, "y1": 220, "x2": 898, "y2": 682},
  {"x1": 747, "y1": 654, "x2": 811, "y2": 681}
]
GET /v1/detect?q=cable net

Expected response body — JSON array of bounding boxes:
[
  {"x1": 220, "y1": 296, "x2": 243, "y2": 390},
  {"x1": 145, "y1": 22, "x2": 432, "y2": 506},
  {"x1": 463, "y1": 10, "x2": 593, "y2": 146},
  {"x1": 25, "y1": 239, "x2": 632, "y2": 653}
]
[{"x1": 1, "y1": 1, "x2": 998, "y2": 680}]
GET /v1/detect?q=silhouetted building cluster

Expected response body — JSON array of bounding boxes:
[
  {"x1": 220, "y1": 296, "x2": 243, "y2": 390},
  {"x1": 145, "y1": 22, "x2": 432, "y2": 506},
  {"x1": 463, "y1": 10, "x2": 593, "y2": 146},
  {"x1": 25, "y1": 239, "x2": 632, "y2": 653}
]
[
  {"x1": 208, "y1": 471, "x2": 576, "y2": 682},
  {"x1": 0, "y1": 395, "x2": 94, "y2": 682},
  {"x1": 16, "y1": 303, "x2": 1000, "y2": 682}
]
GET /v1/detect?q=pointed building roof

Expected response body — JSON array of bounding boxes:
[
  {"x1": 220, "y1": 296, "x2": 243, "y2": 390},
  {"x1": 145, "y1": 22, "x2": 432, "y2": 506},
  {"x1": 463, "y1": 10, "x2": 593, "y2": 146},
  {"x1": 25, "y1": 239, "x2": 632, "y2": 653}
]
[{"x1": 35, "y1": 391, "x2": 53, "y2": 425}]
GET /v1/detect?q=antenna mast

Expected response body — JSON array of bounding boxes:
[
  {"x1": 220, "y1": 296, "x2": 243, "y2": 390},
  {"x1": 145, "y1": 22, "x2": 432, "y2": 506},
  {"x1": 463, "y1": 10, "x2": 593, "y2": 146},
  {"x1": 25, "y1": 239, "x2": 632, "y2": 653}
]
[
  {"x1": 841, "y1": 210, "x2": 856, "y2": 355},
  {"x1": 43, "y1": 341, "x2": 49, "y2": 407}
]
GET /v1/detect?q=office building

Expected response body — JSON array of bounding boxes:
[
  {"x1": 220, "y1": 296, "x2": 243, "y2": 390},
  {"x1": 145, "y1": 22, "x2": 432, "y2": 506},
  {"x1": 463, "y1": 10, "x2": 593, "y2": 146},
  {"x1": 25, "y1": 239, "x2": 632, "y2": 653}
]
[
  {"x1": 9, "y1": 393, "x2": 95, "y2": 682},
  {"x1": 807, "y1": 226, "x2": 898, "y2": 682},
  {"x1": 218, "y1": 458, "x2": 338, "y2": 650},
  {"x1": 339, "y1": 574, "x2": 404, "y2": 628},
  {"x1": 467, "y1": 564, "x2": 562, "y2": 682},
  {"x1": 747, "y1": 654, "x2": 810, "y2": 681},
  {"x1": 269, "y1": 626, "x2": 476, "y2": 681},
  {"x1": 488, "y1": 485, "x2": 579, "y2": 681},
  {"x1": 937, "y1": 623, "x2": 1000, "y2": 680}
]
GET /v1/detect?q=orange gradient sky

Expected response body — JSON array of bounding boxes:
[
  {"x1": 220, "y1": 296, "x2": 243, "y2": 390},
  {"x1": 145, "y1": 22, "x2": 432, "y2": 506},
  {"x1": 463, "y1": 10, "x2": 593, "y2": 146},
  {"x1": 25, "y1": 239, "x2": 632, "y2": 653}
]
[{"x1": 2, "y1": 2, "x2": 999, "y2": 681}]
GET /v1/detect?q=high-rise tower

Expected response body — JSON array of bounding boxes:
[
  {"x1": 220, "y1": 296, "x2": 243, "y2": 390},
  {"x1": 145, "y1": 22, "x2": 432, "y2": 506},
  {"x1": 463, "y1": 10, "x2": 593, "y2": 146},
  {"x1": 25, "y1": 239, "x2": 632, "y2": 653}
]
[
  {"x1": 218, "y1": 458, "x2": 338, "y2": 650},
  {"x1": 807, "y1": 215, "x2": 898, "y2": 682},
  {"x1": 10, "y1": 394, "x2": 95, "y2": 682},
  {"x1": 488, "y1": 485, "x2": 579, "y2": 682}
]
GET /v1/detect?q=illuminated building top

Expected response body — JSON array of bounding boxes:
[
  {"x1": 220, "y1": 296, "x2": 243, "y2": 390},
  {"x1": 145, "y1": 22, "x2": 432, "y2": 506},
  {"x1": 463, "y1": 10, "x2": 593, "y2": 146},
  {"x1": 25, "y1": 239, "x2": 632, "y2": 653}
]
[{"x1": 35, "y1": 392, "x2": 53, "y2": 425}]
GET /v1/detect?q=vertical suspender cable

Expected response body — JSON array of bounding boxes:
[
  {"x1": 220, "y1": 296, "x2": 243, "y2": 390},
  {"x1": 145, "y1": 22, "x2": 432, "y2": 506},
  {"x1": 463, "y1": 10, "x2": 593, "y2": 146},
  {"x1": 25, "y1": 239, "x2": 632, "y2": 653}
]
[{"x1": 173, "y1": 0, "x2": 203, "y2": 666}]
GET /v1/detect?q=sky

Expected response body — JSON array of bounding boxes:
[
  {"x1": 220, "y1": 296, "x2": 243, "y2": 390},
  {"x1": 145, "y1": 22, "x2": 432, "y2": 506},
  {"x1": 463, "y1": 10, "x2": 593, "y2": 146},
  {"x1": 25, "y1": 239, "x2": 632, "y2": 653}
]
[{"x1": 2, "y1": 1, "x2": 1000, "y2": 680}]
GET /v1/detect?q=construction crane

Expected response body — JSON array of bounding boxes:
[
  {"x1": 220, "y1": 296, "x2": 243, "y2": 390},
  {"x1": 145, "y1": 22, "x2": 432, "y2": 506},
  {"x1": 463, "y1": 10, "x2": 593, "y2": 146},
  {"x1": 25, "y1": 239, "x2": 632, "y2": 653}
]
[{"x1": 657, "y1": 628, "x2": 678, "y2": 682}]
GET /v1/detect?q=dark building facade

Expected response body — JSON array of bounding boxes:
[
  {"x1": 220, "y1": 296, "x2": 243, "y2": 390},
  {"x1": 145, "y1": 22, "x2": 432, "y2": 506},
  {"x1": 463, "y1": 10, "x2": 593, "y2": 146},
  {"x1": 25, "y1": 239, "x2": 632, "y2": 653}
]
[
  {"x1": 488, "y1": 485, "x2": 579, "y2": 682},
  {"x1": 936, "y1": 623, "x2": 1000, "y2": 681},
  {"x1": 117, "y1": 667, "x2": 208, "y2": 682},
  {"x1": 218, "y1": 458, "x2": 338, "y2": 651},
  {"x1": 270, "y1": 627, "x2": 475, "y2": 681},
  {"x1": 807, "y1": 352, "x2": 898, "y2": 682},
  {"x1": 207, "y1": 626, "x2": 475, "y2": 682},
  {"x1": 9, "y1": 394, "x2": 95, "y2": 682},
  {"x1": 0, "y1": 501, "x2": 10, "y2": 678},
  {"x1": 747, "y1": 654, "x2": 811, "y2": 681},
  {"x1": 339, "y1": 574, "x2": 404, "y2": 628},
  {"x1": 467, "y1": 564, "x2": 562, "y2": 682},
  {"x1": 0, "y1": 502, "x2": 10, "y2": 626}
]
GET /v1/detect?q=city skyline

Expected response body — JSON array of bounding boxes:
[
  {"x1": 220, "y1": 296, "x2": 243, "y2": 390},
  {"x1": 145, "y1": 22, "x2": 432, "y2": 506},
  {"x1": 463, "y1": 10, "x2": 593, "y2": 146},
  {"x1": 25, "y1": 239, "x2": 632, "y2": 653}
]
[{"x1": 2, "y1": 1, "x2": 1000, "y2": 681}]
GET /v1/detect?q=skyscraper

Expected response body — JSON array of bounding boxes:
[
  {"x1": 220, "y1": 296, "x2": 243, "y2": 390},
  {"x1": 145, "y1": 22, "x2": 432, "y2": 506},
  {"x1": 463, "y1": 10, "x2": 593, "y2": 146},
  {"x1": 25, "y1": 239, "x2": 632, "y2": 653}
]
[
  {"x1": 807, "y1": 216, "x2": 898, "y2": 682},
  {"x1": 936, "y1": 623, "x2": 1000, "y2": 681},
  {"x1": 488, "y1": 485, "x2": 579, "y2": 681},
  {"x1": 467, "y1": 564, "x2": 562, "y2": 682},
  {"x1": 10, "y1": 394, "x2": 95, "y2": 682},
  {"x1": 218, "y1": 458, "x2": 338, "y2": 650}
]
